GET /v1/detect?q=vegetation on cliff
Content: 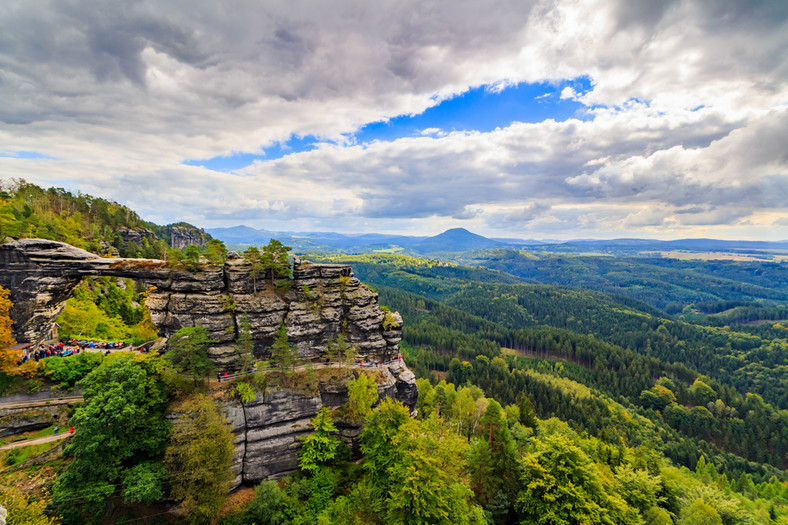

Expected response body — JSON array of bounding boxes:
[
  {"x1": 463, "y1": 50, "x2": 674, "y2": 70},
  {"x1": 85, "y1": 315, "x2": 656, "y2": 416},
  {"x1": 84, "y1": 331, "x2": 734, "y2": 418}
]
[{"x1": 0, "y1": 178, "x2": 209, "y2": 257}]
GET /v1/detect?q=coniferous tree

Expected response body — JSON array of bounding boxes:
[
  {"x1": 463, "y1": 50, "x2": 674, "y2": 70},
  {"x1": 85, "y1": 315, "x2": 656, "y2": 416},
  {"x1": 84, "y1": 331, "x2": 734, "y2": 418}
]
[
  {"x1": 271, "y1": 322, "x2": 293, "y2": 372},
  {"x1": 235, "y1": 312, "x2": 255, "y2": 375},
  {"x1": 166, "y1": 326, "x2": 216, "y2": 387},
  {"x1": 299, "y1": 406, "x2": 340, "y2": 475}
]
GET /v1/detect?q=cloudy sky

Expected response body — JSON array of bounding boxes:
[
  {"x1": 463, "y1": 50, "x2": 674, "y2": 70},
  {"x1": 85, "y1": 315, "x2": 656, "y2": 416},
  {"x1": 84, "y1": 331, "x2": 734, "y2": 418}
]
[{"x1": 1, "y1": 0, "x2": 786, "y2": 240}]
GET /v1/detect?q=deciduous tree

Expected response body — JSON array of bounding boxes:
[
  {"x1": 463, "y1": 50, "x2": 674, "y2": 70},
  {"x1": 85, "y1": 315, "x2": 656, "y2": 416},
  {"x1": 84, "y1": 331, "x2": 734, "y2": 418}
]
[
  {"x1": 51, "y1": 354, "x2": 170, "y2": 522},
  {"x1": 299, "y1": 406, "x2": 341, "y2": 475},
  {"x1": 0, "y1": 284, "x2": 20, "y2": 375},
  {"x1": 165, "y1": 394, "x2": 235, "y2": 524},
  {"x1": 347, "y1": 372, "x2": 379, "y2": 419}
]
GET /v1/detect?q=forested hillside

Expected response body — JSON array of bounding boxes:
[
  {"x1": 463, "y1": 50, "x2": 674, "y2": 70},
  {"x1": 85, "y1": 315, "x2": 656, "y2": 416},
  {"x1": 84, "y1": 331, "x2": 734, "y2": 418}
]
[
  {"x1": 443, "y1": 249, "x2": 788, "y2": 313},
  {"x1": 0, "y1": 179, "x2": 208, "y2": 257},
  {"x1": 314, "y1": 254, "x2": 788, "y2": 476}
]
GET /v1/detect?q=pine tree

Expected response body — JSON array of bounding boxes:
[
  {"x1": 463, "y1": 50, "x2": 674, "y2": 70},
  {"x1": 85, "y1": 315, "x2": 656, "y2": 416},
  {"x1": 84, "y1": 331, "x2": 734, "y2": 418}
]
[
  {"x1": 299, "y1": 406, "x2": 340, "y2": 475},
  {"x1": 271, "y1": 322, "x2": 293, "y2": 372},
  {"x1": 235, "y1": 312, "x2": 255, "y2": 375}
]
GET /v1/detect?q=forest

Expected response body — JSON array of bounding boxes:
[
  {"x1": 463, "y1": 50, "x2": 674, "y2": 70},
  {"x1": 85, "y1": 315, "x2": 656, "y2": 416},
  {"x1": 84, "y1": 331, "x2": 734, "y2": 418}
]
[{"x1": 0, "y1": 182, "x2": 786, "y2": 524}]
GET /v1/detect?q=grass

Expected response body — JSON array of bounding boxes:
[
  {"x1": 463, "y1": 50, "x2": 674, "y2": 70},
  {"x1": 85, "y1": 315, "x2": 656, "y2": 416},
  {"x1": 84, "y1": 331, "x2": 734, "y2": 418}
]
[
  {"x1": 0, "y1": 425, "x2": 56, "y2": 447},
  {"x1": 1, "y1": 439, "x2": 61, "y2": 467}
]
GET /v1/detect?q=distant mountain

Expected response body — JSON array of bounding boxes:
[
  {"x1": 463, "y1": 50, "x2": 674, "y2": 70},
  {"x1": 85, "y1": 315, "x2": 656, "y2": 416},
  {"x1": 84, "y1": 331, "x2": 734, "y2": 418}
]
[
  {"x1": 205, "y1": 225, "x2": 274, "y2": 245},
  {"x1": 409, "y1": 228, "x2": 508, "y2": 253},
  {"x1": 206, "y1": 224, "x2": 788, "y2": 257}
]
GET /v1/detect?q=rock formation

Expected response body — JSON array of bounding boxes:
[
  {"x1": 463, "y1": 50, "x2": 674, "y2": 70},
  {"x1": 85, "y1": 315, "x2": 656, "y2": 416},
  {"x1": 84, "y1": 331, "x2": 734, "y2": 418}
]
[
  {"x1": 0, "y1": 239, "x2": 403, "y2": 369},
  {"x1": 0, "y1": 238, "x2": 419, "y2": 486},
  {"x1": 219, "y1": 359, "x2": 417, "y2": 486},
  {"x1": 117, "y1": 227, "x2": 157, "y2": 246},
  {"x1": 169, "y1": 225, "x2": 210, "y2": 250}
]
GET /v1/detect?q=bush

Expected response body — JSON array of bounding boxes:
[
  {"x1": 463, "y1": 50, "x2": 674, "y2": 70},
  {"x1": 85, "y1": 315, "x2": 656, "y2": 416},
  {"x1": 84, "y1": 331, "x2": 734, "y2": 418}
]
[{"x1": 40, "y1": 352, "x2": 104, "y2": 388}]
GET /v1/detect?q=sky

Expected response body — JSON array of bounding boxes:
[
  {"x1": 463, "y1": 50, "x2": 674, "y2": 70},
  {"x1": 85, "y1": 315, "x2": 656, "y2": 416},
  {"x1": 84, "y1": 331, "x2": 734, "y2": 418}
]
[{"x1": 0, "y1": 0, "x2": 787, "y2": 241}]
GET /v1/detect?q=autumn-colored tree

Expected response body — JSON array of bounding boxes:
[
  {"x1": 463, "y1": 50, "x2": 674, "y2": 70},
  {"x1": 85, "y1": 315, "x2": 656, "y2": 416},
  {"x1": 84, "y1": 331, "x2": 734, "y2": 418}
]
[
  {"x1": 0, "y1": 486, "x2": 59, "y2": 525},
  {"x1": 0, "y1": 284, "x2": 21, "y2": 375}
]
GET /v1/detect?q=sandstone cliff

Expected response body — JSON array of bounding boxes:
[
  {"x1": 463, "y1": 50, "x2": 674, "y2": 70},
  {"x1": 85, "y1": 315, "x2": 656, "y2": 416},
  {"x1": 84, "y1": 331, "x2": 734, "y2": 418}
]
[
  {"x1": 0, "y1": 238, "x2": 419, "y2": 487},
  {"x1": 219, "y1": 359, "x2": 417, "y2": 486},
  {"x1": 0, "y1": 239, "x2": 403, "y2": 370}
]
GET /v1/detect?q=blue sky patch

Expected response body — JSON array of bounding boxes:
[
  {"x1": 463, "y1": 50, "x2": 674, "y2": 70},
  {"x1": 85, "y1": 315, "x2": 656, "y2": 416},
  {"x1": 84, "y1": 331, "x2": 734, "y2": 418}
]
[
  {"x1": 355, "y1": 76, "x2": 593, "y2": 143},
  {"x1": 184, "y1": 77, "x2": 593, "y2": 172},
  {"x1": 0, "y1": 150, "x2": 55, "y2": 159}
]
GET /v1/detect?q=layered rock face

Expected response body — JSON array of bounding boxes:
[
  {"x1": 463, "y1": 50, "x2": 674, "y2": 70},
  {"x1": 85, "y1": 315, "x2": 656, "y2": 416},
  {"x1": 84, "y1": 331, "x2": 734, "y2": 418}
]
[
  {"x1": 0, "y1": 239, "x2": 403, "y2": 369},
  {"x1": 221, "y1": 359, "x2": 417, "y2": 486},
  {"x1": 117, "y1": 227, "x2": 157, "y2": 246},
  {"x1": 170, "y1": 225, "x2": 210, "y2": 250}
]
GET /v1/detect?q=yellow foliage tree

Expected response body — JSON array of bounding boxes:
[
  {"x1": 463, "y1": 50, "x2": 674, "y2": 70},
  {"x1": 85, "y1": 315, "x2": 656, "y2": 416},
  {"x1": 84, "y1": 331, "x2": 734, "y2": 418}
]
[{"x1": 0, "y1": 284, "x2": 20, "y2": 374}]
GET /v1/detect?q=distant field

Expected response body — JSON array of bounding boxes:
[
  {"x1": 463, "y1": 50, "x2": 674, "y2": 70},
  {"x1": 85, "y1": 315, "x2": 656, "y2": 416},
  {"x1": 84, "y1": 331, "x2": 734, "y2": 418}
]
[{"x1": 653, "y1": 250, "x2": 788, "y2": 262}]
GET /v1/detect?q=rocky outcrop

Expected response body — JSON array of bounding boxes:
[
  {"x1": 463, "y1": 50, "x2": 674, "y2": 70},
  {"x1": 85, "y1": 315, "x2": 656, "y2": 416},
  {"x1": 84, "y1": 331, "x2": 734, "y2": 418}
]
[
  {"x1": 170, "y1": 225, "x2": 210, "y2": 250},
  {"x1": 0, "y1": 404, "x2": 71, "y2": 437},
  {"x1": 117, "y1": 227, "x2": 156, "y2": 246},
  {"x1": 0, "y1": 239, "x2": 404, "y2": 370},
  {"x1": 0, "y1": 238, "x2": 419, "y2": 488},
  {"x1": 221, "y1": 361, "x2": 417, "y2": 486}
]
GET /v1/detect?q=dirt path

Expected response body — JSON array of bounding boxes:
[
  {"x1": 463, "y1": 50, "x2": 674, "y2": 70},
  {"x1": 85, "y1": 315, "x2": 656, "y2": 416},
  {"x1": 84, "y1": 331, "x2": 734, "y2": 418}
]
[
  {"x1": 0, "y1": 396, "x2": 84, "y2": 410},
  {"x1": 0, "y1": 432, "x2": 71, "y2": 451}
]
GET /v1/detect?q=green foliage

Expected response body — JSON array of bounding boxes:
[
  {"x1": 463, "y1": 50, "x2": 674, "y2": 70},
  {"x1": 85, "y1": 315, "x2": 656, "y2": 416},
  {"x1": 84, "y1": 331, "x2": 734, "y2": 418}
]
[
  {"x1": 40, "y1": 351, "x2": 104, "y2": 388},
  {"x1": 121, "y1": 461, "x2": 166, "y2": 504},
  {"x1": 243, "y1": 246, "x2": 265, "y2": 292},
  {"x1": 165, "y1": 326, "x2": 216, "y2": 387},
  {"x1": 347, "y1": 372, "x2": 379, "y2": 419},
  {"x1": 679, "y1": 498, "x2": 723, "y2": 525},
  {"x1": 270, "y1": 322, "x2": 293, "y2": 372},
  {"x1": 516, "y1": 434, "x2": 637, "y2": 525},
  {"x1": 204, "y1": 238, "x2": 228, "y2": 266},
  {"x1": 235, "y1": 312, "x2": 255, "y2": 375},
  {"x1": 262, "y1": 239, "x2": 292, "y2": 285},
  {"x1": 360, "y1": 398, "x2": 411, "y2": 495},
  {"x1": 614, "y1": 464, "x2": 665, "y2": 514},
  {"x1": 245, "y1": 481, "x2": 286, "y2": 525},
  {"x1": 0, "y1": 486, "x2": 59, "y2": 524},
  {"x1": 385, "y1": 416, "x2": 486, "y2": 524},
  {"x1": 235, "y1": 381, "x2": 256, "y2": 403},
  {"x1": 56, "y1": 277, "x2": 157, "y2": 342},
  {"x1": 382, "y1": 311, "x2": 400, "y2": 331},
  {"x1": 165, "y1": 394, "x2": 235, "y2": 524},
  {"x1": 299, "y1": 406, "x2": 341, "y2": 475},
  {"x1": 50, "y1": 354, "x2": 170, "y2": 522}
]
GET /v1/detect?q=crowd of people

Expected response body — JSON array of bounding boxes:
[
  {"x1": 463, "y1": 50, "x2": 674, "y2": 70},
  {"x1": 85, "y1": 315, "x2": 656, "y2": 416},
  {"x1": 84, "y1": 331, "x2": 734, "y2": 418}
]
[{"x1": 16, "y1": 339, "x2": 136, "y2": 366}]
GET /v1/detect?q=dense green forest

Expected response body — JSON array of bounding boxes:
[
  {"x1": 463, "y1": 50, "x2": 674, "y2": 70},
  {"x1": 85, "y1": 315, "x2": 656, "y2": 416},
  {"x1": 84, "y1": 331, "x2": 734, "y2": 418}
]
[
  {"x1": 442, "y1": 249, "x2": 788, "y2": 313},
  {"x1": 311, "y1": 254, "x2": 788, "y2": 474}
]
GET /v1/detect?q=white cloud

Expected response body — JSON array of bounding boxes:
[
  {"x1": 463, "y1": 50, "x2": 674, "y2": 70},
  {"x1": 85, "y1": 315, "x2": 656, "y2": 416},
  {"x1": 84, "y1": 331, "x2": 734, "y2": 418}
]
[{"x1": 0, "y1": 0, "x2": 785, "y2": 239}]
